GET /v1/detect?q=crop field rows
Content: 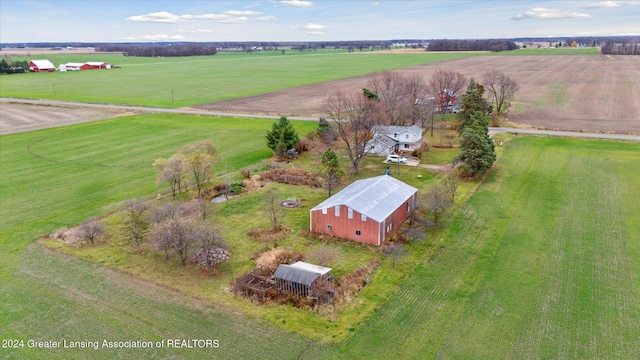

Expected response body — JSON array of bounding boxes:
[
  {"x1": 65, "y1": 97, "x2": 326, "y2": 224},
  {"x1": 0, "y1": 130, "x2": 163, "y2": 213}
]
[{"x1": 200, "y1": 54, "x2": 640, "y2": 133}]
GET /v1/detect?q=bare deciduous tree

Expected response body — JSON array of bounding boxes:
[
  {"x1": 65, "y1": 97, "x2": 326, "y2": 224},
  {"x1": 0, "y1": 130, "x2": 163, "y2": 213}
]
[
  {"x1": 79, "y1": 219, "x2": 105, "y2": 244},
  {"x1": 123, "y1": 199, "x2": 149, "y2": 248},
  {"x1": 191, "y1": 222, "x2": 228, "y2": 274},
  {"x1": 425, "y1": 185, "x2": 453, "y2": 226},
  {"x1": 482, "y1": 70, "x2": 519, "y2": 115},
  {"x1": 429, "y1": 70, "x2": 467, "y2": 136},
  {"x1": 442, "y1": 173, "x2": 460, "y2": 202},
  {"x1": 185, "y1": 152, "x2": 215, "y2": 198},
  {"x1": 150, "y1": 216, "x2": 198, "y2": 264},
  {"x1": 180, "y1": 140, "x2": 218, "y2": 156},
  {"x1": 263, "y1": 188, "x2": 284, "y2": 233},
  {"x1": 323, "y1": 90, "x2": 379, "y2": 174},
  {"x1": 153, "y1": 153, "x2": 186, "y2": 199}
]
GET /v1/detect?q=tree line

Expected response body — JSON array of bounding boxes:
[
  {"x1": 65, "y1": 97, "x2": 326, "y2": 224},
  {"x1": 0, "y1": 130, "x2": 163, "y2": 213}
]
[
  {"x1": 600, "y1": 40, "x2": 640, "y2": 55},
  {"x1": 0, "y1": 59, "x2": 29, "y2": 74},
  {"x1": 96, "y1": 43, "x2": 218, "y2": 57},
  {"x1": 427, "y1": 39, "x2": 518, "y2": 52}
]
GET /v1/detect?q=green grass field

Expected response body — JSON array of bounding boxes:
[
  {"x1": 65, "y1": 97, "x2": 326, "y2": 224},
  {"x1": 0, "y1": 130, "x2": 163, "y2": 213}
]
[
  {"x1": 0, "y1": 114, "x2": 321, "y2": 359},
  {"x1": 304, "y1": 136, "x2": 640, "y2": 359},
  {"x1": 2, "y1": 110, "x2": 639, "y2": 358},
  {"x1": 0, "y1": 51, "x2": 478, "y2": 107}
]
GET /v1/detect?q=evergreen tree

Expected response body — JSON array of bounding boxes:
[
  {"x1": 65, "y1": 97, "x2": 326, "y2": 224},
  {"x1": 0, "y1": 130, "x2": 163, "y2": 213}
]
[
  {"x1": 456, "y1": 111, "x2": 495, "y2": 177},
  {"x1": 320, "y1": 148, "x2": 344, "y2": 196},
  {"x1": 456, "y1": 78, "x2": 486, "y2": 133},
  {"x1": 265, "y1": 116, "x2": 299, "y2": 152}
]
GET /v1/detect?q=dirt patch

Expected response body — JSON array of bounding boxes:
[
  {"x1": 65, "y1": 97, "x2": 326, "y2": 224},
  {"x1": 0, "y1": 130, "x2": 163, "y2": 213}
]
[
  {"x1": 195, "y1": 55, "x2": 640, "y2": 134},
  {"x1": 0, "y1": 102, "x2": 128, "y2": 135}
]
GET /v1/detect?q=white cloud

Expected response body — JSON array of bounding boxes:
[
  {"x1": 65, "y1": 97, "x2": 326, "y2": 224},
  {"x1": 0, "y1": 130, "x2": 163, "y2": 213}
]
[
  {"x1": 127, "y1": 12, "x2": 194, "y2": 23},
  {"x1": 256, "y1": 16, "x2": 277, "y2": 21},
  {"x1": 193, "y1": 14, "x2": 234, "y2": 21},
  {"x1": 219, "y1": 16, "x2": 249, "y2": 23},
  {"x1": 511, "y1": 8, "x2": 591, "y2": 20},
  {"x1": 120, "y1": 33, "x2": 184, "y2": 41},
  {"x1": 174, "y1": 29, "x2": 214, "y2": 33},
  {"x1": 584, "y1": 1, "x2": 620, "y2": 8},
  {"x1": 306, "y1": 31, "x2": 324, "y2": 36},
  {"x1": 281, "y1": 0, "x2": 313, "y2": 7},
  {"x1": 303, "y1": 23, "x2": 326, "y2": 30},
  {"x1": 224, "y1": 10, "x2": 260, "y2": 16},
  {"x1": 127, "y1": 10, "x2": 270, "y2": 24}
]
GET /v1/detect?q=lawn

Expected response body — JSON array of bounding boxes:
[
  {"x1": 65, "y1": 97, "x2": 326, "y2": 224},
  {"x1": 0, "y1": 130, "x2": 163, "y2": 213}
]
[
  {"x1": 0, "y1": 51, "x2": 478, "y2": 108},
  {"x1": 303, "y1": 136, "x2": 640, "y2": 359}
]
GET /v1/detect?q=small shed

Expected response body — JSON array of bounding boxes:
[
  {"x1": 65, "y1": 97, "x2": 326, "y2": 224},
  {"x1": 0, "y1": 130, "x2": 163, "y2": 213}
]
[
  {"x1": 29, "y1": 60, "x2": 55, "y2": 72},
  {"x1": 273, "y1": 261, "x2": 332, "y2": 298}
]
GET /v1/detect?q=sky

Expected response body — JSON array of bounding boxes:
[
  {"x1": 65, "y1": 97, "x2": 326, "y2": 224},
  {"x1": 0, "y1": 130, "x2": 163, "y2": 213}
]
[{"x1": 1, "y1": 0, "x2": 639, "y2": 43}]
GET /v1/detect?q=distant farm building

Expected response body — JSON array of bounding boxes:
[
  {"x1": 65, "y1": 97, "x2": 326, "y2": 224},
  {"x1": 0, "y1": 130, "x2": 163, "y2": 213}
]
[
  {"x1": 85, "y1": 62, "x2": 111, "y2": 69},
  {"x1": 29, "y1": 60, "x2": 55, "y2": 72},
  {"x1": 310, "y1": 175, "x2": 418, "y2": 246},
  {"x1": 273, "y1": 261, "x2": 332, "y2": 298},
  {"x1": 58, "y1": 62, "x2": 111, "y2": 72}
]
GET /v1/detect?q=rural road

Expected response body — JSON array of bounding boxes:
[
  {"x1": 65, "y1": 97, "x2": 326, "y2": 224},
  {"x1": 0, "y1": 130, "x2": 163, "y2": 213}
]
[{"x1": 2, "y1": 97, "x2": 640, "y2": 142}]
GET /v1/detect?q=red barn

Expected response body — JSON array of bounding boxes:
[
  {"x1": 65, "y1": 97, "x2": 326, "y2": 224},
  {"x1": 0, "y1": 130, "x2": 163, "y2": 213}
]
[
  {"x1": 85, "y1": 62, "x2": 110, "y2": 69},
  {"x1": 29, "y1": 60, "x2": 55, "y2": 72},
  {"x1": 310, "y1": 175, "x2": 418, "y2": 246}
]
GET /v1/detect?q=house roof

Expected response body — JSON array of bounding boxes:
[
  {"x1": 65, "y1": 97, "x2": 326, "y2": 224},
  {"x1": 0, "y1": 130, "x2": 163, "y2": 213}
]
[
  {"x1": 30, "y1": 60, "x2": 55, "y2": 69},
  {"x1": 64, "y1": 63, "x2": 86, "y2": 67},
  {"x1": 311, "y1": 175, "x2": 418, "y2": 223},
  {"x1": 377, "y1": 125, "x2": 423, "y2": 137},
  {"x1": 273, "y1": 261, "x2": 331, "y2": 286},
  {"x1": 86, "y1": 62, "x2": 108, "y2": 66}
]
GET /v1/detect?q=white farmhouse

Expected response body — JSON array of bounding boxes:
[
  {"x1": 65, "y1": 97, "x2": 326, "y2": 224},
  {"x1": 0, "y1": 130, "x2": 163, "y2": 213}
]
[{"x1": 367, "y1": 125, "x2": 424, "y2": 156}]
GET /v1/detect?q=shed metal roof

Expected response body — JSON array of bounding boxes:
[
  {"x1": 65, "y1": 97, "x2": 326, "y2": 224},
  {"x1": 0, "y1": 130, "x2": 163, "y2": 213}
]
[
  {"x1": 310, "y1": 175, "x2": 417, "y2": 223},
  {"x1": 273, "y1": 261, "x2": 332, "y2": 286}
]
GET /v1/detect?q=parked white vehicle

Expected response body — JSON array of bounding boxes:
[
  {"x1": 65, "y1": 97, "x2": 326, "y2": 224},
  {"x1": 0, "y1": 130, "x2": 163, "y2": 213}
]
[{"x1": 386, "y1": 154, "x2": 407, "y2": 164}]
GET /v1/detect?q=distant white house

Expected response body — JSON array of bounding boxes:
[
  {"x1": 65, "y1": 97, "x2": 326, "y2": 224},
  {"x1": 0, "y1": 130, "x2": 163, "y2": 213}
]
[{"x1": 367, "y1": 125, "x2": 424, "y2": 156}]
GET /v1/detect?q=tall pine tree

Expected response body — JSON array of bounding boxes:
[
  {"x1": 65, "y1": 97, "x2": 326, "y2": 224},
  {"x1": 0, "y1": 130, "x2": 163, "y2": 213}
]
[
  {"x1": 456, "y1": 111, "x2": 495, "y2": 177},
  {"x1": 456, "y1": 78, "x2": 486, "y2": 134}
]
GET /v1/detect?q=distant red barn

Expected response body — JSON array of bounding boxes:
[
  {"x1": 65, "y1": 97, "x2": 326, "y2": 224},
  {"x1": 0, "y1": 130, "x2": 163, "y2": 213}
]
[
  {"x1": 29, "y1": 60, "x2": 55, "y2": 72},
  {"x1": 310, "y1": 175, "x2": 418, "y2": 246},
  {"x1": 85, "y1": 62, "x2": 110, "y2": 69}
]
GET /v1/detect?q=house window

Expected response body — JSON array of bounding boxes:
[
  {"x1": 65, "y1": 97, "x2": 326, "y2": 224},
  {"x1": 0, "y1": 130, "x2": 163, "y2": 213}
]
[
  {"x1": 404, "y1": 144, "x2": 410, "y2": 148},
  {"x1": 335, "y1": 206, "x2": 340, "y2": 217},
  {"x1": 322, "y1": 208, "x2": 327, "y2": 215},
  {"x1": 394, "y1": 133, "x2": 398, "y2": 137},
  {"x1": 361, "y1": 214, "x2": 367, "y2": 221},
  {"x1": 406, "y1": 134, "x2": 409, "y2": 139},
  {"x1": 356, "y1": 230, "x2": 362, "y2": 236},
  {"x1": 327, "y1": 224, "x2": 332, "y2": 231},
  {"x1": 348, "y1": 208, "x2": 353, "y2": 219}
]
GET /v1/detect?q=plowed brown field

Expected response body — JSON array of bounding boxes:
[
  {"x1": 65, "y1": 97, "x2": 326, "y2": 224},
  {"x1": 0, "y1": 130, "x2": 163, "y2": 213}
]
[{"x1": 196, "y1": 54, "x2": 640, "y2": 134}]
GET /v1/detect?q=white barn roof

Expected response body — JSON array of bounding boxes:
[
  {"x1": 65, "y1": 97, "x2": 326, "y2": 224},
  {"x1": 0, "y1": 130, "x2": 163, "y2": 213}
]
[
  {"x1": 30, "y1": 60, "x2": 55, "y2": 69},
  {"x1": 311, "y1": 175, "x2": 417, "y2": 223}
]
